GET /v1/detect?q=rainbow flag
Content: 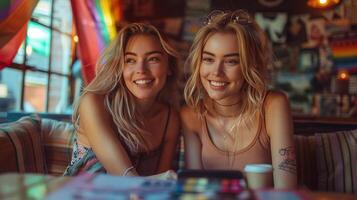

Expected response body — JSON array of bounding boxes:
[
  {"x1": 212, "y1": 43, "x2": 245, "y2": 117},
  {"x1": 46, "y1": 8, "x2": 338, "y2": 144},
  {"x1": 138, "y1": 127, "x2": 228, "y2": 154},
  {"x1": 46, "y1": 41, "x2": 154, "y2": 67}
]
[
  {"x1": 331, "y1": 34, "x2": 357, "y2": 73},
  {"x1": 71, "y1": 0, "x2": 117, "y2": 84},
  {"x1": 0, "y1": 0, "x2": 38, "y2": 69}
]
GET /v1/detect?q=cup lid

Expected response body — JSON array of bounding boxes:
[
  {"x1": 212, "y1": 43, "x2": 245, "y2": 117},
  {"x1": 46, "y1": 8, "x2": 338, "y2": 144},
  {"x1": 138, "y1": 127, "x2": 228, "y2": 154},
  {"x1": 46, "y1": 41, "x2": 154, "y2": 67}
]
[{"x1": 244, "y1": 164, "x2": 273, "y2": 173}]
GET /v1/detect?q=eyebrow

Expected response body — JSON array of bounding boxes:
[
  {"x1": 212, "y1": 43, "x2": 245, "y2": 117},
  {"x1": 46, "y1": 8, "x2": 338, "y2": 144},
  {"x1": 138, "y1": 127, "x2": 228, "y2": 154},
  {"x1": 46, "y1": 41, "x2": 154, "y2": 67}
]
[
  {"x1": 125, "y1": 51, "x2": 163, "y2": 56},
  {"x1": 202, "y1": 51, "x2": 239, "y2": 58}
]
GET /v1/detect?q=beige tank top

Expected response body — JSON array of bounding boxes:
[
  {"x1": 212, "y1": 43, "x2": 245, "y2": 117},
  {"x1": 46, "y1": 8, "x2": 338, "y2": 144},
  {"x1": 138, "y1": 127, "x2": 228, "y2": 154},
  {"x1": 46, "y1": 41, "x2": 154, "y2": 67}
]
[{"x1": 200, "y1": 101, "x2": 272, "y2": 171}]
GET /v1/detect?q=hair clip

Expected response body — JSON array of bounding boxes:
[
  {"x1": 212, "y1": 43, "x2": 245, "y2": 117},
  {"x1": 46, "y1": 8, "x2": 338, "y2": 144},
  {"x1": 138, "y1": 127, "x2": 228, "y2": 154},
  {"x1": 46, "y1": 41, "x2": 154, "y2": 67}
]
[
  {"x1": 203, "y1": 10, "x2": 226, "y2": 25},
  {"x1": 203, "y1": 10, "x2": 253, "y2": 26},
  {"x1": 232, "y1": 16, "x2": 252, "y2": 25},
  {"x1": 231, "y1": 10, "x2": 253, "y2": 25}
]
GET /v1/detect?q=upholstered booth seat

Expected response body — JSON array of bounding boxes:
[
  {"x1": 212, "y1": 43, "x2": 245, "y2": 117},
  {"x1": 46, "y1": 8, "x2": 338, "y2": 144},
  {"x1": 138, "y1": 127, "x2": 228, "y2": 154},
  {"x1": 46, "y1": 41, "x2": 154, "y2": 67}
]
[
  {"x1": 0, "y1": 116, "x2": 75, "y2": 176},
  {"x1": 0, "y1": 115, "x2": 356, "y2": 193}
]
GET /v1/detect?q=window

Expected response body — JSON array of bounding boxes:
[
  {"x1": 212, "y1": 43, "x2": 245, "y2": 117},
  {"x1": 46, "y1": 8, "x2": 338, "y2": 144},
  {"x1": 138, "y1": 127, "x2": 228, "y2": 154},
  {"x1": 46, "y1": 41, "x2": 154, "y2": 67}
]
[{"x1": 0, "y1": 0, "x2": 78, "y2": 113}]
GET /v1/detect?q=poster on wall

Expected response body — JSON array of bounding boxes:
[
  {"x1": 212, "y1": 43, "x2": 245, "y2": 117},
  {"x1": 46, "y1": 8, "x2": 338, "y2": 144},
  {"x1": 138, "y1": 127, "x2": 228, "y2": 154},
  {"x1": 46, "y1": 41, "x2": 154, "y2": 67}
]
[
  {"x1": 305, "y1": 18, "x2": 327, "y2": 48},
  {"x1": 255, "y1": 12, "x2": 288, "y2": 44},
  {"x1": 285, "y1": 15, "x2": 309, "y2": 46},
  {"x1": 275, "y1": 72, "x2": 314, "y2": 114}
]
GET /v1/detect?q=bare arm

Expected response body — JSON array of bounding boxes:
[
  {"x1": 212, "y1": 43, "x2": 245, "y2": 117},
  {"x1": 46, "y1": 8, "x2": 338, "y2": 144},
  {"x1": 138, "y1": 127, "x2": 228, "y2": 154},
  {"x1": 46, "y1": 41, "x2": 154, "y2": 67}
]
[
  {"x1": 79, "y1": 93, "x2": 138, "y2": 176},
  {"x1": 156, "y1": 109, "x2": 181, "y2": 173},
  {"x1": 180, "y1": 106, "x2": 203, "y2": 169},
  {"x1": 265, "y1": 92, "x2": 297, "y2": 189}
]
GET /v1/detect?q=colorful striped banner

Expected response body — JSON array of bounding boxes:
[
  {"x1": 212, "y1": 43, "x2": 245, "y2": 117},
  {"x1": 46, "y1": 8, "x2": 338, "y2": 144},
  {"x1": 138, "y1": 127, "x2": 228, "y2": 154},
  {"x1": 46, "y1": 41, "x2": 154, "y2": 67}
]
[
  {"x1": 331, "y1": 37, "x2": 357, "y2": 73},
  {"x1": 71, "y1": 0, "x2": 117, "y2": 84}
]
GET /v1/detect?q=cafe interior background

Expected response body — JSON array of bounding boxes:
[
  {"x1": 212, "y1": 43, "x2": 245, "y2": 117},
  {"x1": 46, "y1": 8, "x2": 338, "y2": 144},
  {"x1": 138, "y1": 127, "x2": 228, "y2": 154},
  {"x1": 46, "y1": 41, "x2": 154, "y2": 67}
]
[{"x1": 0, "y1": 0, "x2": 357, "y2": 119}]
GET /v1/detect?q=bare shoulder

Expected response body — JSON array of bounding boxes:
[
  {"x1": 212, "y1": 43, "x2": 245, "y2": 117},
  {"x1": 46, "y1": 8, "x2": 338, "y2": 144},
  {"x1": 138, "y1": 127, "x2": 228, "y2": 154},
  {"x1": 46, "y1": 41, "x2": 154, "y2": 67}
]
[
  {"x1": 79, "y1": 93, "x2": 112, "y2": 124},
  {"x1": 264, "y1": 91, "x2": 293, "y2": 137},
  {"x1": 264, "y1": 91, "x2": 290, "y2": 112},
  {"x1": 80, "y1": 93, "x2": 105, "y2": 110},
  {"x1": 179, "y1": 105, "x2": 201, "y2": 134}
]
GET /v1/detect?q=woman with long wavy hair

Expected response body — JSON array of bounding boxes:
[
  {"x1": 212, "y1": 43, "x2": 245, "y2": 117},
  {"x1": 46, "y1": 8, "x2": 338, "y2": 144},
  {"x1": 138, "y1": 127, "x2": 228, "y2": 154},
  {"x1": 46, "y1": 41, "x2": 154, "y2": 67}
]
[
  {"x1": 180, "y1": 10, "x2": 297, "y2": 188},
  {"x1": 64, "y1": 23, "x2": 180, "y2": 179}
]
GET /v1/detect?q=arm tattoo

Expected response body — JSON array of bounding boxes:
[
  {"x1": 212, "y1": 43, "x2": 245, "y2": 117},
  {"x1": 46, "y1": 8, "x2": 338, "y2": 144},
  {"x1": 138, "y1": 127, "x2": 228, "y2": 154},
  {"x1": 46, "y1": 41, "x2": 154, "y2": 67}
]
[{"x1": 278, "y1": 146, "x2": 297, "y2": 174}]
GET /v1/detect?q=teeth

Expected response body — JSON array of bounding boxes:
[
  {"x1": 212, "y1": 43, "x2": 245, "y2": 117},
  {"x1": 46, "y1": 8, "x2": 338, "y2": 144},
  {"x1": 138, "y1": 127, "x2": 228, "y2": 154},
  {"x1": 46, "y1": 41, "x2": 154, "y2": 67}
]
[
  {"x1": 134, "y1": 79, "x2": 152, "y2": 85},
  {"x1": 210, "y1": 81, "x2": 227, "y2": 87}
]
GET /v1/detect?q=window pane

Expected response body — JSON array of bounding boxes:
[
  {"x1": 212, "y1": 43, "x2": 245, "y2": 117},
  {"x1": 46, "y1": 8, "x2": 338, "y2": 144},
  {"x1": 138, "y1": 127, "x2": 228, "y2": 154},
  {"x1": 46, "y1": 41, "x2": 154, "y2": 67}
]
[
  {"x1": 48, "y1": 75, "x2": 69, "y2": 113},
  {"x1": 51, "y1": 31, "x2": 72, "y2": 74},
  {"x1": 24, "y1": 72, "x2": 48, "y2": 112},
  {"x1": 13, "y1": 42, "x2": 25, "y2": 64},
  {"x1": 32, "y1": 0, "x2": 52, "y2": 26},
  {"x1": 25, "y1": 21, "x2": 50, "y2": 70},
  {"x1": 53, "y1": 0, "x2": 73, "y2": 34},
  {"x1": 0, "y1": 68, "x2": 23, "y2": 111}
]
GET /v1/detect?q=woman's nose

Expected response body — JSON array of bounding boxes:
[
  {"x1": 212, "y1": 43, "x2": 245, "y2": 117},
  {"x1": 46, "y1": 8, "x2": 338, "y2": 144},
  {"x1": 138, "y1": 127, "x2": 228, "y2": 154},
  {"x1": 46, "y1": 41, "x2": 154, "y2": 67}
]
[
  {"x1": 212, "y1": 60, "x2": 224, "y2": 75},
  {"x1": 135, "y1": 60, "x2": 147, "y2": 73}
]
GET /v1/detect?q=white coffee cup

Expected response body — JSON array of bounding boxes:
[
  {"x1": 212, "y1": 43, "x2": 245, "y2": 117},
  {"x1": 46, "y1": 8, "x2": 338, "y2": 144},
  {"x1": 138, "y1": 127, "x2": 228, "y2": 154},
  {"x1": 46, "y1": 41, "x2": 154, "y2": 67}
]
[{"x1": 244, "y1": 164, "x2": 273, "y2": 189}]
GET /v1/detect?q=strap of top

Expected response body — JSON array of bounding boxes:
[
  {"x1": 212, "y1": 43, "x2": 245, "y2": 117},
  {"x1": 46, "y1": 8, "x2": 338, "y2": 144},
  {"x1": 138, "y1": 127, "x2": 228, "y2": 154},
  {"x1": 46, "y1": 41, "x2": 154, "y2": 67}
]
[
  {"x1": 159, "y1": 105, "x2": 171, "y2": 150},
  {"x1": 135, "y1": 105, "x2": 171, "y2": 171},
  {"x1": 261, "y1": 91, "x2": 270, "y2": 130}
]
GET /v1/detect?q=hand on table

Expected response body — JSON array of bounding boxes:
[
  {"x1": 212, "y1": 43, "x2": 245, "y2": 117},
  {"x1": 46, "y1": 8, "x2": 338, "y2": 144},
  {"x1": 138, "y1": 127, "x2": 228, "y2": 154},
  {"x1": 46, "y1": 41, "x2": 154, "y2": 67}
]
[{"x1": 147, "y1": 170, "x2": 177, "y2": 180}]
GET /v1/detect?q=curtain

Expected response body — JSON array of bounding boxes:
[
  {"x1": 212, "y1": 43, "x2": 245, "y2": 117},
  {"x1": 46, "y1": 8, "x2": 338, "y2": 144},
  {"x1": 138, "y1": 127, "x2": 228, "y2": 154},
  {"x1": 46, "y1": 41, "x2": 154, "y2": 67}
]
[
  {"x1": 0, "y1": 0, "x2": 39, "y2": 69},
  {"x1": 70, "y1": 0, "x2": 117, "y2": 84}
]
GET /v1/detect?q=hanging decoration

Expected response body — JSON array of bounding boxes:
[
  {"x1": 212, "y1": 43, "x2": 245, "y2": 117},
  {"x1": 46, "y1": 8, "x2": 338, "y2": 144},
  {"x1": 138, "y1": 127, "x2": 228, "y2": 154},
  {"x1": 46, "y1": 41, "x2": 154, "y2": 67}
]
[
  {"x1": 0, "y1": 0, "x2": 39, "y2": 69},
  {"x1": 71, "y1": 0, "x2": 118, "y2": 84}
]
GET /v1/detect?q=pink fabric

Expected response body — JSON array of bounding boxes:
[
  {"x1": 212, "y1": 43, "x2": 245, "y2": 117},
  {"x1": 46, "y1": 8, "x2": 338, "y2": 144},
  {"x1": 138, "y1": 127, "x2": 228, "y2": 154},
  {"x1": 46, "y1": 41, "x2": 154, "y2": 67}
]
[
  {"x1": 200, "y1": 113, "x2": 272, "y2": 171},
  {"x1": 0, "y1": 23, "x2": 27, "y2": 69},
  {"x1": 70, "y1": 0, "x2": 102, "y2": 84}
]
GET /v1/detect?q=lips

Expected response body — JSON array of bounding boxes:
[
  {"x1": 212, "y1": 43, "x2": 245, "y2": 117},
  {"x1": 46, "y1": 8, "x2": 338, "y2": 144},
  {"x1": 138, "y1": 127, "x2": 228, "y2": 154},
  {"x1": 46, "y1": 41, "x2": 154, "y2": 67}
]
[
  {"x1": 133, "y1": 79, "x2": 154, "y2": 85},
  {"x1": 209, "y1": 80, "x2": 228, "y2": 87}
]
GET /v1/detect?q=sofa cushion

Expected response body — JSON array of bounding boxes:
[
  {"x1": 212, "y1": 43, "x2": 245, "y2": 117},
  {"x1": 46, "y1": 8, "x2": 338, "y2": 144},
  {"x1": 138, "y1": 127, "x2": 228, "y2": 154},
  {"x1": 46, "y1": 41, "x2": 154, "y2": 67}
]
[
  {"x1": 41, "y1": 118, "x2": 75, "y2": 176},
  {"x1": 294, "y1": 134, "x2": 318, "y2": 190},
  {"x1": 315, "y1": 129, "x2": 357, "y2": 193},
  {"x1": 0, "y1": 116, "x2": 46, "y2": 173}
]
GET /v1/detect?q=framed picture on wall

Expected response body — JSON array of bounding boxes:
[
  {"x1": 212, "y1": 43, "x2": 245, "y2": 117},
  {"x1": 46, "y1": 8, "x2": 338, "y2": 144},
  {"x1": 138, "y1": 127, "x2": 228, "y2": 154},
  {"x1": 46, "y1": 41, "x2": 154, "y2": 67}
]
[{"x1": 297, "y1": 48, "x2": 319, "y2": 72}]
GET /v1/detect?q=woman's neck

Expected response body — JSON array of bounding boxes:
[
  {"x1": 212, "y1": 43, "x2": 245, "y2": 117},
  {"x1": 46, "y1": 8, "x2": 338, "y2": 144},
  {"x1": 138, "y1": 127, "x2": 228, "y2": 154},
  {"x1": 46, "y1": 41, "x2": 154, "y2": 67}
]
[
  {"x1": 136, "y1": 99, "x2": 162, "y2": 118},
  {"x1": 211, "y1": 97, "x2": 242, "y2": 118}
]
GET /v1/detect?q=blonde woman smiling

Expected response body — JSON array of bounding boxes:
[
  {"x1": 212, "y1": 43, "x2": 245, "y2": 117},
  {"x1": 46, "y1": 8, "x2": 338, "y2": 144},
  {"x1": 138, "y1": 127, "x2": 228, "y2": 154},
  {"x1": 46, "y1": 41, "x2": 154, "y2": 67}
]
[
  {"x1": 64, "y1": 23, "x2": 180, "y2": 179},
  {"x1": 180, "y1": 10, "x2": 297, "y2": 189}
]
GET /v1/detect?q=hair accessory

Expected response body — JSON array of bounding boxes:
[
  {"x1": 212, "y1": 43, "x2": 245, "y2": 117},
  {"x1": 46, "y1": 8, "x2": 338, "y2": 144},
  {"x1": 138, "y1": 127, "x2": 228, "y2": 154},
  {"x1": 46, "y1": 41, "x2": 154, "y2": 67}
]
[
  {"x1": 203, "y1": 9, "x2": 252, "y2": 26},
  {"x1": 231, "y1": 9, "x2": 253, "y2": 25},
  {"x1": 203, "y1": 10, "x2": 226, "y2": 25},
  {"x1": 122, "y1": 166, "x2": 135, "y2": 176}
]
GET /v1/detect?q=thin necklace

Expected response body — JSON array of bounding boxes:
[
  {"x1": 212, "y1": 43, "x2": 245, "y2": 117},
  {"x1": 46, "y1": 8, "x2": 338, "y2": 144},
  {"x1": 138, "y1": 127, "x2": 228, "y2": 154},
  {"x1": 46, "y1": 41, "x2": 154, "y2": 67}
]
[
  {"x1": 214, "y1": 115, "x2": 240, "y2": 169},
  {"x1": 212, "y1": 101, "x2": 240, "y2": 118},
  {"x1": 214, "y1": 100, "x2": 240, "y2": 107}
]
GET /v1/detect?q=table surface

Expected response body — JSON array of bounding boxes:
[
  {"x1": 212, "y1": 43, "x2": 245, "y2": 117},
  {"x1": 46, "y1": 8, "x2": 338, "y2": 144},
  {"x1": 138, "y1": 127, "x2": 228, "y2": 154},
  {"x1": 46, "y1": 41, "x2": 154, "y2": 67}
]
[{"x1": 0, "y1": 173, "x2": 355, "y2": 200}]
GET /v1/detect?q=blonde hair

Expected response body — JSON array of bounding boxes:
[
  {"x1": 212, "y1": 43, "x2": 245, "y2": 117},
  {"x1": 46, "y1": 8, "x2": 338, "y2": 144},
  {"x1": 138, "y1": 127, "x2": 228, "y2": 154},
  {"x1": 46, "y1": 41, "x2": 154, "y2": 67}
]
[
  {"x1": 184, "y1": 10, "x2": 271, "y2": 120},
  {"x1": 73, "y1": 23, "x2": 180, "y2": 153}
]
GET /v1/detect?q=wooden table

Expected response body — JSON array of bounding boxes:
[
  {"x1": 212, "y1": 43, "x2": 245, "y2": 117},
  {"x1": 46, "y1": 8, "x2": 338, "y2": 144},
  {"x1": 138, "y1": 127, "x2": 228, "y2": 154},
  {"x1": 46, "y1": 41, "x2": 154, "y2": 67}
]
[{"x1": 0, "y1": 173, "x2": 355, "y2": 200}]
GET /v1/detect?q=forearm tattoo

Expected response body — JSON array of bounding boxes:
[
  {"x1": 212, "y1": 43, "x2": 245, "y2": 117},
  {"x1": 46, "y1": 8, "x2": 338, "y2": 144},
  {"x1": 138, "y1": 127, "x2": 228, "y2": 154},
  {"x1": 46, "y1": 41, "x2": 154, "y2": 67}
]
[{"x1": 278, "y1": 146, "x2": 297, "y2": 174}]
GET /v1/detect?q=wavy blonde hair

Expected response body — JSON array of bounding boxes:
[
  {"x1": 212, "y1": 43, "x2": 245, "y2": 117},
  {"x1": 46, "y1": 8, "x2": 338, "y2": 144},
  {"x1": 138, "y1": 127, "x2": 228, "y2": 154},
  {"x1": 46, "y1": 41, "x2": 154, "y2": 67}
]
[
  {"x1": 73, "y1": 23, "x2": 180, "y2": 153},
  {"x1": 184, "y1": 10, "x2": 271, "y2": 120}
]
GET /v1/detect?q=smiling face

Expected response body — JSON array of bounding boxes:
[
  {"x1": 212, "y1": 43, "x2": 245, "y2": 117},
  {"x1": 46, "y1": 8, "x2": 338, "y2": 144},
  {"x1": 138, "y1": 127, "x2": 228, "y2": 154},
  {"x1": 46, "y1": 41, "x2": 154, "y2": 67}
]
[
  {"x1": 199, "y1": 32, "x2": 244, "y2": 105},
  {"x1": 123, "y1": 34, "x2": 170, "y2": 102}
]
